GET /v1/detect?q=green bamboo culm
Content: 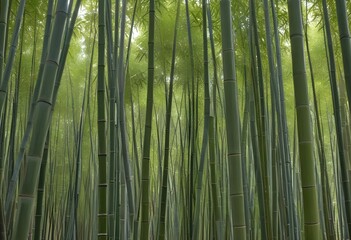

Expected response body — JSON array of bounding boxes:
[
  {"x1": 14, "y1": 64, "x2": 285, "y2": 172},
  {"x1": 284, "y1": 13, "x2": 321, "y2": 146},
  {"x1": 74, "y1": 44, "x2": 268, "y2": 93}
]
[
  {"x1": 0, "y1": 0, "x2": 26, "y2": 121},
  {"x1": 140, "y1": 0, "x2": 155, "y2": 238},
  {"x1": 3, "y1": 0, "x2": 54, "y2": 217},
  {"x1": 184, "y1": 0, "x2": 196, "y2": 237},
  {"x1": 334, "y1": 0, "x2": 351, "y2": 232},
  {"x1": 192, "y1": 0, "x2": 210, "y2": 237},
  {"x1": 35, "y1": 1, "x2": 82, "y2": 239},
  {"x1": 10, "y1": 0, "x2": 68, "y2": 239},
  {"x1": 262, "y1": 0, "x2": 275, "y2": 236},
  {"x1": 219, "y1": 0, "x2": 246, "y2": 238},
  {"x1": 270, "y1": 0, "x2": 297, "y2": 237},
  {"x1": 321, "y1": 0, "x2": 346, "y2": 237},
  {"x1": 335, "y1": 0, "x2": 351, "y2": 116},
  {"x1": 117, "y1": 0, "x2": 135, "y2": 233},
  {"x1": 105, "y1": 1, "x2": 117, "y2": 237},
  {"x1": 287, "y1": 0, "x2": 320, "y2": 238},
  {"x1": 97, "y1": 0, "x2": 108, "y2": 238},
  {"x1": 159, "y1": 1, "x2": 180, "y2": 238}
]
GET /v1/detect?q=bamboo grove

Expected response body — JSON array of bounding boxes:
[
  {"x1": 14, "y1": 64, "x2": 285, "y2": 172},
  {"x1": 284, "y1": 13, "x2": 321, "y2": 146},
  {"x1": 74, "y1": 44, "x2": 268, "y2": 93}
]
[{"x1": 1, "y1": 0, "x2": 351, "y2": 239}]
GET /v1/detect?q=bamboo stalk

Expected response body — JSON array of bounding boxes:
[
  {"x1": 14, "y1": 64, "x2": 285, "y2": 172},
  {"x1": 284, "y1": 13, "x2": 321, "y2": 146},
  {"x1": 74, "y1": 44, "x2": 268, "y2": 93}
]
[
  {"x1": 219, "y1": 0, "x2": 246, "y2": 238},
  {"x1": 140, "y1": 0, "x2": 155, "y2": 237},
  {"x1": 287, "y1": 0, "x2": 321, "y2": 237},
  {"x1": 11, "y1": 1, "x2": 68, "y2": 239}
]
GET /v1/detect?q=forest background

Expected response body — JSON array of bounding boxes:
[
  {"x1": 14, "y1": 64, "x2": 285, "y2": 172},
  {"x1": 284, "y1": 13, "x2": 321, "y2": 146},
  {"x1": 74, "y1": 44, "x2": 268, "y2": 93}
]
[{"x1": 0, "y1": 0, "x2": 350, "y2": 239}]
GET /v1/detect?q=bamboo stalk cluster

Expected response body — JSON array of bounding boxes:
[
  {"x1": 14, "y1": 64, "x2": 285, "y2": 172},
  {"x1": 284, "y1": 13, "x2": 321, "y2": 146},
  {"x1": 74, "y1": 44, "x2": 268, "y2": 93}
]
[{"x1": 0, "y1": 0, "x2": 351, "y2": 239}]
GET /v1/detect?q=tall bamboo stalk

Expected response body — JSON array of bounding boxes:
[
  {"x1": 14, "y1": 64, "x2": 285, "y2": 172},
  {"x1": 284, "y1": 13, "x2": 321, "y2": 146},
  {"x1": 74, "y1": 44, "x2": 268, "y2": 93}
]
[
  {"x1": 287, "y1": 0, "x2": 320, "y2": 238},
  {"x1": 105, "y1": 1, "x2": 116, "y2": 238},
  {"x1": 117, "y1": 0, "x2": 135, "y2": 235},
  {"x1": 315, "y1": 1, "x2": 339, "y2": 238},
  {"x1": 184, "y1": 0, "x2": 196, "y2": 238},
  {"x1": 261, "y1": 0, "x2": 277, "y2": 236},
  {"x1": 219, "y1": 0, "x2": 246, "y2": 238},
  {"x1": 159, "y1": 2, "x2": 180, "y2": 239},
  {"x1": 97, "y1": 0, "x2": 108, "y2": 238},
  {"x1": 193, "y1": 0, "x2": 211, "y2": 239},
  {"x1": 11, "y1": 1, "x2": 68, "y2": 239},
  {"x1": 140, "y1": 0, "x2": 155, "y2": 238},
  {"x1": 334, "y1": 0, "x2": 351, "y2": 232},
  {"x1": 0, "y1": 0, "x2": 26, "y2": 122},
  {"x1": 207, "y1": 5, "x2": 223, "y2": 239},
  {"x1": 270, "y1": 0, "x2": 297, "y2": 237}
]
